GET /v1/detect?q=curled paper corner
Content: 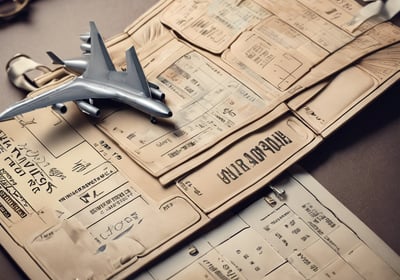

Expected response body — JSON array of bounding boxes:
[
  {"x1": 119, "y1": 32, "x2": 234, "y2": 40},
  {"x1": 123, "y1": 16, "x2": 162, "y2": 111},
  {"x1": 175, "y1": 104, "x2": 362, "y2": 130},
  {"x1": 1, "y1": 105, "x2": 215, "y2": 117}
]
[
  {"x1": 347, "y1": 0, "x2": 384, "y2": 31},
  {"x1": 348, "y1": 0, "x2": 400, "y2": 32}
]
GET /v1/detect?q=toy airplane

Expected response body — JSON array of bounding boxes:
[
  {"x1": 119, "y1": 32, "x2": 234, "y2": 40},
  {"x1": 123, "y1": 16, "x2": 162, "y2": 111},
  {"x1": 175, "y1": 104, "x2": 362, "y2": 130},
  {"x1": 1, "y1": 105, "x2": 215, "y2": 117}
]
[{"x1": 0, "y1": 21, "x2": 172, "y2": 123}]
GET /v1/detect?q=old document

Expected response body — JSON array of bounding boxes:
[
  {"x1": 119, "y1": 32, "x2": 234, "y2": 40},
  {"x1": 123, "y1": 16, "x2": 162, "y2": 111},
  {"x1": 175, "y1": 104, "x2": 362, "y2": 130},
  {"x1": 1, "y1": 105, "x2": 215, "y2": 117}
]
[
  {"x1": 0, "y1": 0, "x2": 399, "y2": 279},
  {"x1": 138, "y1": 168, "x2": 400, "y2": 280},
  {"x1": 290, "y1": 42, "x2": 400, "y2": 137},
  {"x1": 0, "y1": 104, "x2": 207, "y2": 279},
  {"x1": 100, "y1": 42, "x2": 274, "y2": 178},
  {"x1": 97, "y1": 0, "x2": 400, "y2": 182}
]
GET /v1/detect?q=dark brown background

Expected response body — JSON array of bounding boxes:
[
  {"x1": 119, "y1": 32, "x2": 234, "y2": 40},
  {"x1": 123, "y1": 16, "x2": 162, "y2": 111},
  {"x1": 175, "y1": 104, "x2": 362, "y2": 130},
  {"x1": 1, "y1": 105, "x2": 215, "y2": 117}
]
[{"x1": 0, "y1": 1, "x2": 399, "y2": 278}]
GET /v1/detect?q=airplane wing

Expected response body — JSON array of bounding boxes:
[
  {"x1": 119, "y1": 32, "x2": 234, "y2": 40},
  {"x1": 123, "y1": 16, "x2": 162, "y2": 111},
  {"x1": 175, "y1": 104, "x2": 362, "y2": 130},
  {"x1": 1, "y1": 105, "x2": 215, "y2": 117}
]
[
  {"x1": 0, "y1": 79, "x2": 111, "y2": 121},
  {"x1": 75, "y1": 22, "x2": 152, "y2": 97},
  {"x1": 0, "y1": 22, "x2": 158, "y2": 121},
  {"x1": 124, "y1": 46, "x2": 152, "y2": 97},
  {"x1": 83, "y1": 21, "x2": 116, "y2": 79}
]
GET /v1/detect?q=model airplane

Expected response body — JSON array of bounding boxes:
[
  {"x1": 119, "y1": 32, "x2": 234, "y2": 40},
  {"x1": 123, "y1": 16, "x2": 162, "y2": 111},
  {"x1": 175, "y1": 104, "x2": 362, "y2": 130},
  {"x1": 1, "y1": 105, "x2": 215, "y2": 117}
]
[{"x1": 0, "y1": 22, "x2": 172, "y2": 123}]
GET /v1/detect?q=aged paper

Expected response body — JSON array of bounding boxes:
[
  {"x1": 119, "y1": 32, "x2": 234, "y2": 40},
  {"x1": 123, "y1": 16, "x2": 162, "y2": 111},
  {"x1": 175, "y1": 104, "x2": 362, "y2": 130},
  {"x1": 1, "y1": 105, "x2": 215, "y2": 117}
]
[
  {"x1": 222, "y1": 16, "x2": 400, "y2": 93},
  {"x1": 0, "y1": 92, "x2": 316, "y2": 279},
  {"x1": 98, "y1": 40, "x2": 277, "y2": 178},
  {"x1": 0, "y1": 105, "x2": 205, "y2": 279},
  {"x1": 160, "y1": 0, "x2": 400, "y2": 93},
  {"x1": 137, "y1": 167, "x2": 400, "y2": 280},
  {"x1": 0, "y1": 0, "x2": 399, "y2": 279},
  {"x1": 176, "y1": 113, "x2": 318, "y2": 213},
  {"x1": 290, "y1": 42, "x2": 400, "y2": 137},
  {"x1": 95, "y1": 0, "x2": 400, "y2": 181},
  {"x1": 161, "y1": 0, "x2": 272, "y2": 54}
]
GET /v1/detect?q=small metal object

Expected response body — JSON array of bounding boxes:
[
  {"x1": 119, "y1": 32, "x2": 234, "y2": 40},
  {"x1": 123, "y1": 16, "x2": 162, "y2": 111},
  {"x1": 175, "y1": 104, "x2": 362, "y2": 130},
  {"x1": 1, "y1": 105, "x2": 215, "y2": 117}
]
[
  {"x1": 188, "y1": 245, "x2": 199, "y2": 256},
  {"x1": 269, "y1": 185, "x2": 286, "y2": 200},
  {"x1": 264, "y1": 195, "x2": 277, "y2": 207}
]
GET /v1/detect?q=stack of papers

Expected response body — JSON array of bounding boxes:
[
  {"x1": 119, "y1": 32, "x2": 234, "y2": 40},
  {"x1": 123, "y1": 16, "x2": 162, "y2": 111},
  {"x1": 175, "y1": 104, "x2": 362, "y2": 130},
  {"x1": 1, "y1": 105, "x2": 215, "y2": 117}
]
[{"x1": 0, "y1": 0, "x2": 398, "y2": 278}]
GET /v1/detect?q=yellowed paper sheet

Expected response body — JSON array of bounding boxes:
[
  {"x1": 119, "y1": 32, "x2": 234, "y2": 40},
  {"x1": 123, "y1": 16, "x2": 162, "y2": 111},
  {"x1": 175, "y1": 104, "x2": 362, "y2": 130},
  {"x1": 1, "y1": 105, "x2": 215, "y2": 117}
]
[
  {"x1": 176, "y1": 113, "x2": 317, "y2": 213},
  {"x1": 161, "y1": 0, "x2": 272, "y2": 54},
  {"x1": 223, "y1": 20, "x2": 400, "y2": 94},
  {"x1": 137, "y1": 167, "x2": 400, "y2": 280},
  {"x1": 0, "y1": 106, "x2": 204, "y2": 279},
  {"x1": 98, "y1": 41, "x2": 274, "y2": 178},
  {"x1": 290, "y1": 42, "x2": 400, "y2": 137},
  {"x1": 0, "y1": 97, "x2": 319, "y2": 279},
  {"x1": 160, "y1": 0, "x2": 400, "y2": 94},
  {"x1": 0, "y1": 0, "x2": 399, "y2": 279},
  {"x1": 94, "y1": 0, "x2": 400, "y2": 181}
]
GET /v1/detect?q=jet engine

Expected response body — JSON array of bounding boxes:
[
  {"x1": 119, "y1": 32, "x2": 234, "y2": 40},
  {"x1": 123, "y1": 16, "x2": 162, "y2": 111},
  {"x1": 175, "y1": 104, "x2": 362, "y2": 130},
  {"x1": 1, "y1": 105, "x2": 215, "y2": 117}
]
[
  {"x1": 80, "y1": 32, "x2": 91, "y2": 54},
  {"x1": 80, "y1": 43, "x2": 91, "y2": 53},
  {"x1": 75, "y1": 100, "x2": 100, "y2": 117},
  {"x1": 79, "y1": 32, "x2": 90, "y2": 43},
  {"x1": 148, "y1": 82, "x2": 165, "y2": 101},
  {"x1": 51, "y1": 103, "x2": 67, "y2": 114}
]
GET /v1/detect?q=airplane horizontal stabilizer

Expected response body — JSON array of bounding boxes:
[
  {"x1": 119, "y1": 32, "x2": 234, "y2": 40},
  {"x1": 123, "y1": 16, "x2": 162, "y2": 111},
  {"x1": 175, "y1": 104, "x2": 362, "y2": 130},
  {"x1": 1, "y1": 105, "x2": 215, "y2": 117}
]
[{"x1": 47, "y1": 51, "x2": 64, "y2": 65}]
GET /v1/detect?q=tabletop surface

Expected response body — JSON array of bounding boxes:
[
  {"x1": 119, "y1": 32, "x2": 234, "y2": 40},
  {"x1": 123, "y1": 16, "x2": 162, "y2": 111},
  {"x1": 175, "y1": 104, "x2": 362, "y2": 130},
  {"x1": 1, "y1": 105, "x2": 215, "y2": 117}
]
[{"x1": 0, "y1": 1, "x2": 399, "y2": 278}]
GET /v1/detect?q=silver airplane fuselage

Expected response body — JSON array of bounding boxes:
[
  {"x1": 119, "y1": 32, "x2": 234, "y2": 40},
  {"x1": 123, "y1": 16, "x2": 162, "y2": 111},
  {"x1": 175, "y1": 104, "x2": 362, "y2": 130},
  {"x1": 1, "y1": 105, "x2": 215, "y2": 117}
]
[
  {"x1": 0, "y1": 22, "x2": 173, "y2": 123},
  {"x1": 0, "y1": 76, "x2": 172, "y2": 121},
  {"x1": 78, "y1": 77, "x2": 172, "y2": 118}
]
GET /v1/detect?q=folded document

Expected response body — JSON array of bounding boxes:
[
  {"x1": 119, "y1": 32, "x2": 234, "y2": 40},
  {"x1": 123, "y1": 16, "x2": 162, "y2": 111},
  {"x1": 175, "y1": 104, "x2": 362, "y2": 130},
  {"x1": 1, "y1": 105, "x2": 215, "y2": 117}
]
[{"x1": 0, "y1": 0, "x2": 399, "y2": 279}]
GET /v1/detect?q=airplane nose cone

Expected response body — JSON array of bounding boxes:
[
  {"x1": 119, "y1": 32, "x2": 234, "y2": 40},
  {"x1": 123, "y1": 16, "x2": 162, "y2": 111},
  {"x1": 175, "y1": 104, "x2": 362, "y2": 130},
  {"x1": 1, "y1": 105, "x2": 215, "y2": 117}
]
[
  {"x1": 158, "y1": 105, "x2": 173, "y2": 118},
  {"x1": 119, "y1": 93, "x2": 173, "y2": 119},
  {"x1": 145, "y1": 99, "x2": 172, "y2": 118},
  {"x1": 150, "y1": 98, "x2": 173, "y2": 118}
]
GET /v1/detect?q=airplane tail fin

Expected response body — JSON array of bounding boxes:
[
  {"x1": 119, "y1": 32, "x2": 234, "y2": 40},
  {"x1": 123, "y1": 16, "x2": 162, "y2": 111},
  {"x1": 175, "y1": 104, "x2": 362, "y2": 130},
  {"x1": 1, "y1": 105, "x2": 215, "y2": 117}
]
[{"x1": 47, "y1": 51, "x2": 64, "y2": 65}]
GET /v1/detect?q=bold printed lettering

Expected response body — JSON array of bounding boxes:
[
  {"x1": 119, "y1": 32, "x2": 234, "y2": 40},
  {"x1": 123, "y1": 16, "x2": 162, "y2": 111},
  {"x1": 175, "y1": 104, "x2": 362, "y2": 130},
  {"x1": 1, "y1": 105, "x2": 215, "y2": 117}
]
[
  {"x1": 244, "y1": 152, "x2": 259, "y2": 166},
  {"x1": 217, "y1": 169, "x2": 232, "y2": 184},
  {"x1": 275, "y1": 130, "x2": 292, "y2": 144},
  {"x1": 258, "y1": 140, "x2": 275, "y2": 154},
  {"x1": 235, "y1": 159, "x2": 250, "y2": 172},
  {"x1": 230, "y1": 163, "x2": 243, "y2": 177},
  {"x1": 264, "y1": 136, "x2": 281, "y2": 151},
  {"x1": 250, "y1": 146, "x2": 266, "y2": 161}
]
